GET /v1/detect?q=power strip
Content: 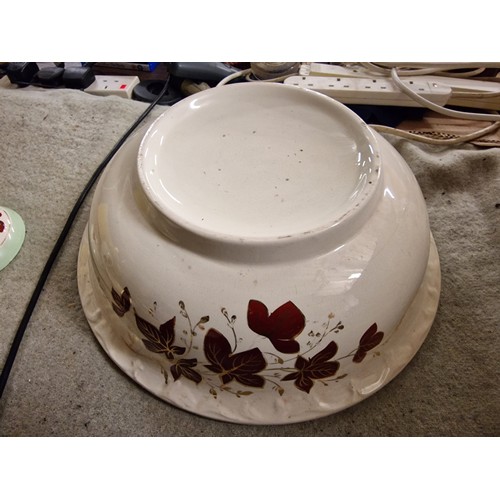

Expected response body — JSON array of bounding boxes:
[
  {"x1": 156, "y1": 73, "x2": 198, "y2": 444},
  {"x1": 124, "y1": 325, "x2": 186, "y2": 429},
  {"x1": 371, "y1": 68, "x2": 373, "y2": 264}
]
[
  {"x1": 284, "y1": 75, "x2": 452, "y2": 107},
  {"x1": 298, "y1": 63, "x2": 500, "y2": 110},
  {"x1": 84, "y1": 75, "x2": 140, "y2": 98}
]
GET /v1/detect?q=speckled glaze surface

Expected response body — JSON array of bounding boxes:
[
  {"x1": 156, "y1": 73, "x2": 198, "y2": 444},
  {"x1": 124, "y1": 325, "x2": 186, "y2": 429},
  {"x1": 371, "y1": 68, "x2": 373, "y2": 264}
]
[{"x1": 78, "y1": 82, "x2": 440, "y2": 424}]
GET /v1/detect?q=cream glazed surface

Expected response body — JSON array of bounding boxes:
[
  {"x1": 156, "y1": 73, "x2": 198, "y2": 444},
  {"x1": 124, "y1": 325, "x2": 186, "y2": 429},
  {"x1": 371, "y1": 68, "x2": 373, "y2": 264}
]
[{"x1": 78, "y1": 83, "x2": 440, "y2": 424}]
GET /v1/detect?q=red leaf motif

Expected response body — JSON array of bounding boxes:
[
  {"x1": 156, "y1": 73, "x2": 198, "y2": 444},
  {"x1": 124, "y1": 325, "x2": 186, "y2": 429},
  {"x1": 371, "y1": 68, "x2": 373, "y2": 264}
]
[
  {"x1": 247, "y1": 300, "x2": 305, "y2": 354},
  {"x1": 204, "y1": 329, "x2": 267, "y2": 388},
  {"x1": 353, "y1": 323, "x2": 384, "y2": 363},
  {"x1": 142, "y1": 339, "x2": 167, "y2": 354},
  {"x1": 284, "y1": 371, "x2": 314, "y2": 394},
  {"x1": 170, "y1": 358, "x2": 202, "y2": 384},
  {"x1": 204, "y1": 328, "x2": 232, "y2": 366},
  {"x1": 136, "y1": 314, "x2": 186, "y2": 360},
  {"x1": 111, "y1": 287, "x2": 131, "y2": 317},
  {"x1": 281, "y1": 341, "x2": 340, "y2": 394}
]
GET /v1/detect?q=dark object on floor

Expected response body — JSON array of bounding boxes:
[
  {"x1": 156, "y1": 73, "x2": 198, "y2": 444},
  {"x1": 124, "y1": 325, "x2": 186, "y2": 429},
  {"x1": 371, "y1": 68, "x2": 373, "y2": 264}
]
[
  {"x1": 33, "y1": 66, "x2": 65, "y2": 88},
  {"x1": 347, "y1": 104, "x2": 426, "y2": 127},
  {"x1": 166, "y1": 62, "x2": 238, "y2": 84},
  {"x1": 6, "y1": 62, "x2": 39, "y2": 86},
  {"x1": 133, "y1": 80, "x2": 184, "y2": 106},
  {"x1": 62, "y1": 66, "x2": 96, "y2": 89}
]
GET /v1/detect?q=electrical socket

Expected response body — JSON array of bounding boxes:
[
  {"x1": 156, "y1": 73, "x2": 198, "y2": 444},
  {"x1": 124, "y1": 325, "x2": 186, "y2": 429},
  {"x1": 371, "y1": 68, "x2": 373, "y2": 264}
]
[
  {"x1": 284, "y1": 75, "x2": 452, "y2": 107},
  {"x1": 297, "y1": 65, "x2": 500, "y2": 110},
  {"x1": 84, "y1": 75, "x2": 140, "y2": 98}
]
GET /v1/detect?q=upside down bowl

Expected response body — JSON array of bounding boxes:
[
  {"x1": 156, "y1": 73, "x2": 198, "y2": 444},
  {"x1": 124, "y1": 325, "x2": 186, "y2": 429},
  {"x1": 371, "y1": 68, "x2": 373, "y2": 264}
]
[{"x1": 77, "y1": 82, "x2": 440, "y2": 424}]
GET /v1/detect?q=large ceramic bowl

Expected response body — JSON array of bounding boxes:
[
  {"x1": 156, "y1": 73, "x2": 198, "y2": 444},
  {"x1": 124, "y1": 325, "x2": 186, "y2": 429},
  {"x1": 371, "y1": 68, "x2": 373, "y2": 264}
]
[{"x1": 77, "y1": 82, "x2": 440, "y2": 424}]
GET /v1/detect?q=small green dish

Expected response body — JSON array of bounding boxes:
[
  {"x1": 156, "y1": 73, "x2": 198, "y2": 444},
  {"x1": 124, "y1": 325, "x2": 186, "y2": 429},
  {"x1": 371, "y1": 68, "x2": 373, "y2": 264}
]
[{"x1": 0, "y1": 206, "x2": 26, "y2": 271}]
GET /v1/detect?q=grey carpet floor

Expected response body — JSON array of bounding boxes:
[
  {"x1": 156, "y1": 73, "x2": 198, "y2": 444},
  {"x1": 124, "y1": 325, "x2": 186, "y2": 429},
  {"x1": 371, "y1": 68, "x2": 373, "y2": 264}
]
[{"x1": 0, "y1": 84, "x2": 498, "y2": 436}]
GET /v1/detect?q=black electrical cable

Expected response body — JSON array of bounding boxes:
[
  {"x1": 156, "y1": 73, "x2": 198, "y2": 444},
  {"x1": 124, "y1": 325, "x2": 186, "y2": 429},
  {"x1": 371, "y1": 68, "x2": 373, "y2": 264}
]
[{"x1": 0, "y1": 74, "x2": 171, "y2": 399}]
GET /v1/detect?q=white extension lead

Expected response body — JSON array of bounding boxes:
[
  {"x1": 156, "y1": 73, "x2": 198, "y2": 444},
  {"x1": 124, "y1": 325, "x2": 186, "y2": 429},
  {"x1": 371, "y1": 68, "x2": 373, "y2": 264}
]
[{"x1": 285, "y1": 64, "x2": 500, "y2": 115}]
